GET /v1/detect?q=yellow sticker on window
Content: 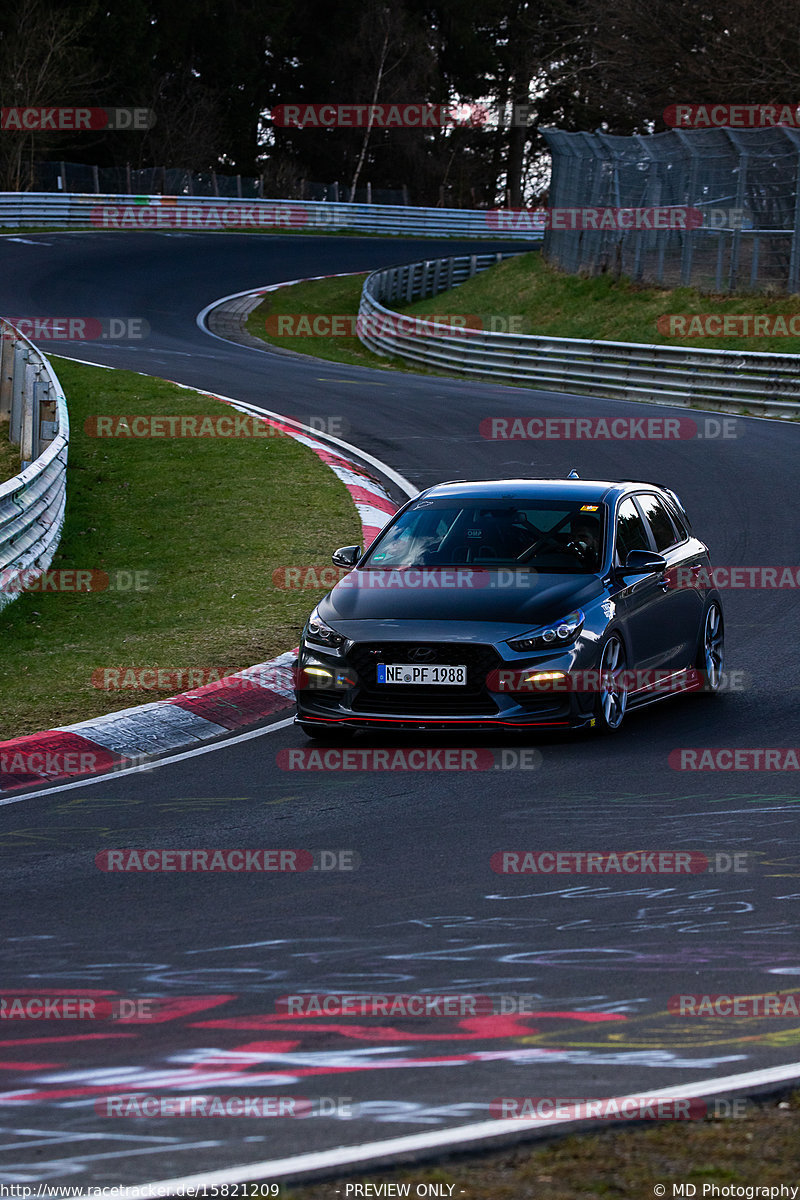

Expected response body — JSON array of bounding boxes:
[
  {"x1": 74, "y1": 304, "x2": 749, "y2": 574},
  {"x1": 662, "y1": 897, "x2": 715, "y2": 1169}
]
[{"x1": 580, "y1": 504, "x2": 599, "y2": 511}]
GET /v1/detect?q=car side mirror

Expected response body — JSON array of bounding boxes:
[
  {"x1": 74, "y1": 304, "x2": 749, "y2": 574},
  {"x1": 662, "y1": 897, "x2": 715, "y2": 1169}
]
[
  {"x1": 619, "y1": 549, "x2": 667, "y2": 574},
  {"x1": 332, "y1": 545, "x2": 361, "y2": 568}
]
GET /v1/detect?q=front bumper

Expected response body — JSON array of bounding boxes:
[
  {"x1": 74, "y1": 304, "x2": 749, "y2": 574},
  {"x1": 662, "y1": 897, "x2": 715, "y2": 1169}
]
[{"x1": 295, "y1": 636, "x2": 598, "y2": 731}]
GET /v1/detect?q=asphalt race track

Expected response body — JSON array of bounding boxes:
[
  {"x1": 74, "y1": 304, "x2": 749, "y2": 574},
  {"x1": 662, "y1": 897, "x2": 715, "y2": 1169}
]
[{"x1": 0, "y1": 232, "x2": 798, "y2": 1188}]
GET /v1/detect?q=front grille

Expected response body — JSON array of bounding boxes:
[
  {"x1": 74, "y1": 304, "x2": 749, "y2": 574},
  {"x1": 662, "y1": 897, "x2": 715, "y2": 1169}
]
[
  {"x1": 348, "y1": 641, "x2": 501, "y2": 716},
  {"x1": 352, "y1": 693, "x2": 498, "y2": 715},
  {"x1": 513, "y1": 695, "x2": 572, "y2": 717}
]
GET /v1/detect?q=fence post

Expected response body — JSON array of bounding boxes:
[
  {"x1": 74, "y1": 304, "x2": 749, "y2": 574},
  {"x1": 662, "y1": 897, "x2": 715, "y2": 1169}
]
[
  {"x1": 788, "y1": 152, "x2": 800, "y2": 294},
  {"x1": 92, "y1": 164, "x2": 100, "y2": 193},
  {"x1": 727, "y1": 146, "x2": 748, "y2": 292}
]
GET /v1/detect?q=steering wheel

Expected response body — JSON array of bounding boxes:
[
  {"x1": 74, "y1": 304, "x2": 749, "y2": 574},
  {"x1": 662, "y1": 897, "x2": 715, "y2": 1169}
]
[
  {"x1": 566, "y1": 539, "x2": 593, "y2": 563},
  {"x1": 517, "y1": 535, "x2": 563, "y2": 563}
]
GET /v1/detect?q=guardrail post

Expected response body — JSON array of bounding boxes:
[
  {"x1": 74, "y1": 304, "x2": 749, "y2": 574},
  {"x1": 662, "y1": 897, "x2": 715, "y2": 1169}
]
[
  {"x1": 0, "y1": 327, "x2": 13, "y2": 421},
  {"x1": 37, "y1": 370, "x2": 54, "y2": 448},
  {"x1": 19, "y1": 351, "x2": 37, "y2": 466},
  {"x1": 10, "y1": 344, "x2": 28, "y2": 445}
]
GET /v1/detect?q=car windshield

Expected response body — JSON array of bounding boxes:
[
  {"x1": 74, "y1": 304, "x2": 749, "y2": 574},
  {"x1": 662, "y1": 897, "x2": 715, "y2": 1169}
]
[{"x1": 361, "y1": 498, "x2": 606, "y2": 572}]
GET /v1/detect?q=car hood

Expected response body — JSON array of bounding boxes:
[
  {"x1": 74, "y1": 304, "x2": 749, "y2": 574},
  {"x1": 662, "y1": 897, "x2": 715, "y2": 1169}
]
[{"x1": 320, "y1": 568, "x2": 606, "y2": 631}]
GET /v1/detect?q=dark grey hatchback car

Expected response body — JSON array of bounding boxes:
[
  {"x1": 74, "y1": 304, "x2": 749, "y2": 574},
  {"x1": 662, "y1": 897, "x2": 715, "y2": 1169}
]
[{"x1": 294, "y1": 476, "x2": 725, "y2": 736}]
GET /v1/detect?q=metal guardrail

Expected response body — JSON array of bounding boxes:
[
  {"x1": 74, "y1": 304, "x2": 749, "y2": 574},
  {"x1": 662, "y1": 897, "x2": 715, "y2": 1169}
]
[
  {"x1": 358, "y1": 253, "x2": 800, "y2": 417},
  {"x1": 0, "y1": 192, "x2": 543, "y2": 240},
  {"x1": 0, "y1": 320, "x2": 69, "y2": 612}
]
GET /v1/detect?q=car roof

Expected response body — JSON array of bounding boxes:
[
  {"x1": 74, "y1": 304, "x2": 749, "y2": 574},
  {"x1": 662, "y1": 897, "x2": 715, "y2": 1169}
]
[{"x1": 418, "y1": 478, "x2": 666, "y2": 503}]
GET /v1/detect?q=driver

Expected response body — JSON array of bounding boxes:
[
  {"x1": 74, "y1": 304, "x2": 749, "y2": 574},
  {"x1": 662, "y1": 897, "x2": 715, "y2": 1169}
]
[{"x1": 568, "y1": 515, "x2": 601, "y2": 565}]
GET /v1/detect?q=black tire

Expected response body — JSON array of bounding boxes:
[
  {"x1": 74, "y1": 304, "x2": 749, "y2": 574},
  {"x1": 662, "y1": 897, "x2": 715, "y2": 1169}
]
[
  {"x1": 695, "y1": 600, "x2": 725, "y2": 694},
  {"x1": 592, "y1": 633, "x2": 629, "y2": 733}
]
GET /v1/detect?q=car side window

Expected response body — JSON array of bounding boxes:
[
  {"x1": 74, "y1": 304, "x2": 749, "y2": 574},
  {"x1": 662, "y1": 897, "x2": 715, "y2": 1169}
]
[
  {"x1": 615, "y1": 497, "x2": 651, "y2": 563},
  {"x1": 638, "y1": 494, "x2": 680, "y2": 552},
  {"x1": 664, "y1": 501, "x2": 689, "y2": 542}
]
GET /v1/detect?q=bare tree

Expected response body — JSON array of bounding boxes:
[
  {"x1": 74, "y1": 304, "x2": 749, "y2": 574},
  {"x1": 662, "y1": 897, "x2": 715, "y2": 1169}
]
[{"x1": 0, "y1": 1, "x2": 101, "y2": 190}]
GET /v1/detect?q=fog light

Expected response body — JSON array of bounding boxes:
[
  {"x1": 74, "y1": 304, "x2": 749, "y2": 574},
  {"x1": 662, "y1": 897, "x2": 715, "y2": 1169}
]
[{"x1": 521, "y1": 670, "x2": 568, "y2": 691}]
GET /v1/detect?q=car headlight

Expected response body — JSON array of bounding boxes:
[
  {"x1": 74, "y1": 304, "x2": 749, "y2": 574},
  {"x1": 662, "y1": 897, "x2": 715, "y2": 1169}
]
[
  {"x1": 303, "y1": 607, "x2": 347, "y2": 653},
  {"x1": 507, "y1": 609, "x2": 585, "y2": 652}
]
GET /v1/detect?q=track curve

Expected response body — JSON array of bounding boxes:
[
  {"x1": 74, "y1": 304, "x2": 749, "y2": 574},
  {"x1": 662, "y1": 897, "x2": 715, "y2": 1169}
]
[{"x1": 0, "y1": 231, "x2": 798, "y2": 1188}]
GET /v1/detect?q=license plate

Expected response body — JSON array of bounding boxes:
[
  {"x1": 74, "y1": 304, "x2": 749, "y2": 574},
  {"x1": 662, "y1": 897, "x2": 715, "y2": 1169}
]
[{"x1": 377, "y1": 663, "x2": 467, "y2": 686}]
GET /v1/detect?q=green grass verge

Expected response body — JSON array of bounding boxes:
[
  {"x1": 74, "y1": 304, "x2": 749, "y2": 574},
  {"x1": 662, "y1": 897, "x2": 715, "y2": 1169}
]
[
  {"x1": 283, "y1": 1091, "x2": 800, "y2": 1199},
  {"x1": 0, "y1": 358, "x2": 360, "y2": 739},
  {"x1": 246, "y1": 251, "x2": 800, "y2": 366},
  {"x1": 246, "y1": 272, "x2": 413, "y2": 370},
  {"x1": 0, "y1": 417, "x2": 20, "y2": 483}
]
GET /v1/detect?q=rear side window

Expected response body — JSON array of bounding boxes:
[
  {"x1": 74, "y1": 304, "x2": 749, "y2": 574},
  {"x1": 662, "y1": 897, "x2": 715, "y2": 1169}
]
[
  {"x1": 616, "y1": 497, "x2": 650, "y2": 562},
  {"x1": 664, "y1": 501, "x2": 689, "y2": 541},
  {"x1": 638, "y1": 493, "x2": 681, "y2": 551}
]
